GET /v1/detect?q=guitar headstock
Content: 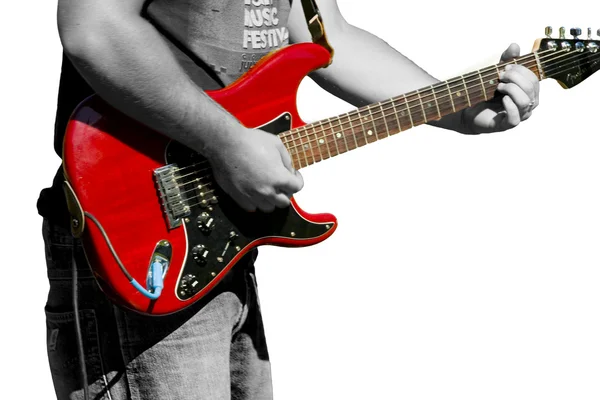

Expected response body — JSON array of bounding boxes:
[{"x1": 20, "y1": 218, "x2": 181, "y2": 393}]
[{"x1": 534, "y1": 27, "x2": 600, "y2": 88}]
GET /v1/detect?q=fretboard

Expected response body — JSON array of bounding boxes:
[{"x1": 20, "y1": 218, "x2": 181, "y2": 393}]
[{"x1": 281, "y1": 52, "x2": 543, "y2": 169}]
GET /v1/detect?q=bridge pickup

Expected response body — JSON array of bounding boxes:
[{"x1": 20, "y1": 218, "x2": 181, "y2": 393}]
[{"x1": 154, "y1": 164, "x2": 191, "y2": 229}]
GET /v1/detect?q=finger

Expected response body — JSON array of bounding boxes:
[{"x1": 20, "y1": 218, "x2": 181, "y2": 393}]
[
  {"x1": 278, "y1": 142, "x2": 295, "y2": 173},
  {"x1": 256, "y1": 201, "x2": 275, "y2": 213},
  {"x1": 276, "y1": 169, "x2": 304, "y2": 195},
  {"x1": 496, "y1": 82, "x2": 532, "y2": 115},
  {"x1": 268, "y1": 192, "x2": 292, "y2": 208},
  {"x1": 500, "y1": 65, "x2": 539, "y2": 102},
  {"x1": 500, "y1": 96, "x2": 521, "y2": 129},
  {"x1": 500, "y1": 43, "x2": 520, "y2": 62},
  {"x1": 248, "y1": 191, "x2": 276, "y2": 213},
  {"x1": 233, "y1": 194, "x2": 257, "y2": 212}
]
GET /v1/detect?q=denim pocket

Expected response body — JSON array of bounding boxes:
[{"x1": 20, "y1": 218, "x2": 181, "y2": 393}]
[
  {"x1": 42, "y1": 219, "x2": 92, "y2": 280},
  {"x1": 45, "y1": 308, "x2": 109, "y2": 399}
]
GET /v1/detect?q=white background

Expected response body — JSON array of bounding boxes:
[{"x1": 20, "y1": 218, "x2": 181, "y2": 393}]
[{"x1": 2, "y1": 0, "x2": 600, "y2": 399}]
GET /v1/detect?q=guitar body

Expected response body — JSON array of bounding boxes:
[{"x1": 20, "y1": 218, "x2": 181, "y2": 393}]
[{"x1": 63, "y1": 43, "x2": 337, "y2": 315}]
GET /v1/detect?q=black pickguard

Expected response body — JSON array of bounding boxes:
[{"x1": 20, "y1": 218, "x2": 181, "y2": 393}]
[{"x1": 164, "y1": 113, "x2": 331, "y2": 301}]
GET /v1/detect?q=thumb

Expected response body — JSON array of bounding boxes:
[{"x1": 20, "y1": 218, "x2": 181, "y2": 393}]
[
  {"x1": 278, "y1": 142, "x2": 295, "y2": 173},
  {"x1": 500, "y1": 43, "x2": 520, "y2": 62}
]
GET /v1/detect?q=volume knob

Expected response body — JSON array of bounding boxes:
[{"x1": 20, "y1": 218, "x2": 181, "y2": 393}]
[{"x1": 197, "y1": 212, "x2": 214, "y2": 233}]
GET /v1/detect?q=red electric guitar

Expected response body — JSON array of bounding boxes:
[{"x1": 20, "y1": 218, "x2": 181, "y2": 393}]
[{"x1": 63, "y1": 30, "x2": 599, "y2": 315}]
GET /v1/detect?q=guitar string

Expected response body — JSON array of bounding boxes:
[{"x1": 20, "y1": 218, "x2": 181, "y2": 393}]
[
  {"x1": 280, "y1": 48, "x2": 576, "y2": 150},
  {"x1": 170, "y1": 47, "x2": 596, "y2": 190},
  {"x1": 278, "y1": 48, "x2": 594, "y2": 157},
  {"x1": 165, "y1": 47, "x2": 593, "y2": 206},
  {"x1": 161, "y1": 47, "x2": 598, "y2": 205},
  {"x1": 170, "y1": 46, "x2": 592, "y2": 179},
  {"x1": 170, "y1": 48, "x2": 563, "y2": 176},
  {"x1": 169, "y1": 52, "x2": 545, "y2": 179},
  {"x1": 172, "y1": 47, "x2": 582, "y2": 177}
]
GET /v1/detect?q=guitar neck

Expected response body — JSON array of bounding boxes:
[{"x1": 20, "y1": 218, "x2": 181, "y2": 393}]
[{"x1": 282, "y1": 52, "x2": 544, "y2": 169}]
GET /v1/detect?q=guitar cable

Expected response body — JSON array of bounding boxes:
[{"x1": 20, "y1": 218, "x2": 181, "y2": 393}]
[
  {"x1": 72, "y1": 247, "x2": 90, "y2": 400},
  {"x1": 71, "y1": 212, "x2": 165, "y2": 400},
  {"x1": 84, "y1": 212, "x2": 164, "y2": 300}
]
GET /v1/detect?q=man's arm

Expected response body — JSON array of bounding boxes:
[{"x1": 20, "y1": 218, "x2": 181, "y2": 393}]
[
  {"x1": 288, "y1": 1, "x2": 539, "y2": 134},
  {"x1": 58, "y1": 0, "x2": 302, "y2": 212}
]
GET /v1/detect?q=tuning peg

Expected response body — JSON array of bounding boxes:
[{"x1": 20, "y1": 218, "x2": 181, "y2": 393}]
[
  {"x1": 545, "y1": 26, "x2": 553, "y2": 38},
  {"x1": 570, "y1": 28, "x2": 581, "y2": 39},
  {"x1": 597, "y1": 28, "x2": 600, "y2": 38},
  {"x1": 559, "y1": 26, "x2": 566, "y2": 39},
  {"x1": 588, "y1": 28, "x2": 593, "y2": 39}
]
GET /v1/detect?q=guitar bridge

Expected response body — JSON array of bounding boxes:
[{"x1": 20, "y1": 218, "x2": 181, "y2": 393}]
[{"x1": 154, "y1": 164, "x2": 191, "y2": 229}]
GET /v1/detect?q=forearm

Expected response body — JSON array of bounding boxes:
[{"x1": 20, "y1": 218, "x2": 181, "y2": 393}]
[
  {"x1": 308, "y1": 24, "x2": 467, "y2": 132},
  {"x1": 58, "y1": 8, "x2": 242, "y2": 158}
]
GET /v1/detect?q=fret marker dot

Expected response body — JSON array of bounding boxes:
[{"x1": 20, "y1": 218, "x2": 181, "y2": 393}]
[
  {"x1": 367, "y1": 130, "x2": 373, "y2": 136},
  {"x1": 336, "y1": 133, "x2": 342, "y2": 138},
  {"x1": 304, "y1": 144, "x2": 309, "y2": 149},
  {"x1": 456, "y1": 91, "x2": 462, "y2": 97},
  {"x1": 318, "y1": 139, "x2": 325, "y2": 144},
  {"x1": 427, "y1": 102, "x2": 432, "y2": 108},
  {"x1": 400, "y1": 111, "x2": 405, "y2": 116},
  {"x1": 364, "y1": 117, "x2": 369, "y2": 121},
  {"x1": 489, "y1": 80, "x2": 495, "y2": 85}
]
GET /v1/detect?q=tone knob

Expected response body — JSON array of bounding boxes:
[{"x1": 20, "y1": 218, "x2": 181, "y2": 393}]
[
  {"x1": 180, "y1": 273, "x2": 198, "y2": 296},
  {"x1": 191, "y1": 244, "x2": 209, "y2": 265}
]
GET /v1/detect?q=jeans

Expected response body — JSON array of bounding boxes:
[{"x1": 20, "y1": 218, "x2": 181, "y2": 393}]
[{"x1": 42, "y1": 219, "x2": 273, "y2": 400}]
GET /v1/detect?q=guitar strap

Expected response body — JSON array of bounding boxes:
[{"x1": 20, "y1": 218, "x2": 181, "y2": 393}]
[{"x1": 299, "y1": 0, "x2": 334, "y2": 59}]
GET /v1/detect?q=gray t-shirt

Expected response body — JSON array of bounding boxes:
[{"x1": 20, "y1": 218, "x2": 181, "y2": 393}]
[{"x1": 147, "y1": 0, "x2": 293, "y2": 88}]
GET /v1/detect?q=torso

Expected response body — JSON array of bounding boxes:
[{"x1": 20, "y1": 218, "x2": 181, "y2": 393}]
[{"x1": 147, "y1": 0, "x2": 293, "y2": 87}]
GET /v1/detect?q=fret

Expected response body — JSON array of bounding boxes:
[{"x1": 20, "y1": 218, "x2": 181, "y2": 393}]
[
  {"x1": 431, "y1": 85, "x2": 442, "y2": 119},
  {"x1": 378, "y1": 102, "x2": 391, "y2": 137},
  {"x1": 421, "y1": 89, "x2": 440, "y2": 122},
  {"x1": 358, "y1": 108, "x2": 377, "y2": 144},
  {"x1": 355, "y1": 109, "x2": 369, "y2": 146},
  {"x1": 403, "y1": 94, "x2": 414, "y2": 128},
  {"x1": 295, "y1": 126, "x2": 314, "y2": 166},
  {"x1": 416, "y1": 90, "x2": 428, "y2": 123},
  {"x1": 465, "y1": 71, "x2": 487, "y2": 107},
  {"x1": 481, "y1": 67, "x2": 499, "y2": 100},
  {"x1": 533, "y1": 52, "x2": 544, "y2": 79},
  {"x1": 494, "y1": 65, "x2": 501, "y2": 78},
  {"x1": 449, "y1": 77, "x2": 469, "y2": 111},
  {"x1": 310, "y1": 124, "x2": 324, "y2": 162},
  {"x1": 335, "y1": 115, "x2": 351, "y2": 153},
  {"x1": 346, "y1": 111, "x2": 360, "y2": 150},
  {"x1": 367, "y1": 107, "x2": 379, "y2": 141},
  {"x1": 460, "y1": 75, "x2": 472, "y2": 107},
  {"x1": 299, "y1": 128, "x2": 310, "y2": 167},
  {"x1": 287, "y1": 129, "x2": 306, "y2": 169},
  {"x1": 445, "y1": 81, "x2": 456, "y2": 113},
  {"x1": 390, "y1": 98, "x2": 403, "y2": 132},
  {"x1": 317, "y1": 121, "x2": 332, "y2": 159},
  {"x1": 477, "y1": 71, "x2": 488, "y2": 101},
  {"x1": 327, "y1": 117, "x2": 342, "y2": 156}
]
